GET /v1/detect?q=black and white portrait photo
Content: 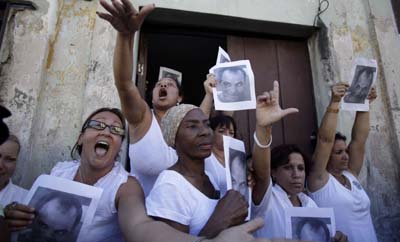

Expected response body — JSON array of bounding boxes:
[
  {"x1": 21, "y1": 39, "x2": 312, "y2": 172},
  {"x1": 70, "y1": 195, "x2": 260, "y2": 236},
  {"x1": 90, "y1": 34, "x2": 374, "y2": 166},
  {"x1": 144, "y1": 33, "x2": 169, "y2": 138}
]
[
  {"x1": 17, "y1": 187, "x2": 90, "y2": 242},
  {"x1": 210, "y1": 60, "x2": 256, "y2": 111},
  {"x1": 285, "y1": 207, "x2": 335, "y2": 242},
  {"x1": 216, "y1": 46, "x2": 231, "y2": 64},
  {"x1": 292, "y1": 217, "x2": 331, "y2": 242},
  {"x1": 223, "y1": 136, "x2": 251, "y2": 219},
  {"x1": 18, "y1": 175, "x2": 103, "y2": 242},
  {"x1": 158, "y1": 66, "x2": 182, "y2": 85},
  {"x1": 342, "y1": 58, "x2": 378, "y2": 111}
]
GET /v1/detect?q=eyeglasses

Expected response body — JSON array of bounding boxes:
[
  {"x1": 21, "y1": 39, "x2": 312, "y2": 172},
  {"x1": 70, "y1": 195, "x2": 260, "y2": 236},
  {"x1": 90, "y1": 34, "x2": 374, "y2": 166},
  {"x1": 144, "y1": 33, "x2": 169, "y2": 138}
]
[{"x1": 84, "y1": 120, "x2": 125, "y2": 136}]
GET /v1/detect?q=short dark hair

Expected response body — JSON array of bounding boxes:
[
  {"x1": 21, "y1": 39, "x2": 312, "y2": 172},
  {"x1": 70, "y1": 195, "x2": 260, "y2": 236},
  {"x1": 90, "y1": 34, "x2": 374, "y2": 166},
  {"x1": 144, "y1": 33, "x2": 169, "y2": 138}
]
[
  {"x1": 271, "y1": 144, "x2": 309, "y2": 171},
  {"x1": 70, "y1": 107, "x2": 125, "y2": 159},
  {"x1": 296, "y1": 218, "x2": 330, "y2": 242},
  {"x1": 35, "y1": 191, "x2": 83, "y2": 229},
  {"x1": 334, "y1": 132, "x2": 347, "y2": 142},
  {"x1": 210, "y1": 114, "x2": 237, "y2": 138}
]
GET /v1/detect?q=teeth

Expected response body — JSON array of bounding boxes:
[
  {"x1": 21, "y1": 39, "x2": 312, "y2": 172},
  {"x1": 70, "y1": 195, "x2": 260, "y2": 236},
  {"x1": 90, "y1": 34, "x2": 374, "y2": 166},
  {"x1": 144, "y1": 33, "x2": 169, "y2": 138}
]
[{"x1": 98, "y1": 141, "x2": 109, "y2": 146}]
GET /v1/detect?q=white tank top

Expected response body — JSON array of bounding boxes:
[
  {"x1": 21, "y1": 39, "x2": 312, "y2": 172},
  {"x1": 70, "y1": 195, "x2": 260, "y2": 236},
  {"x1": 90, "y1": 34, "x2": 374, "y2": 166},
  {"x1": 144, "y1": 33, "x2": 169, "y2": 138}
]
[
  {"x1": 309, "y1": 170, "x2": 377, "y2": 242},
  {"x1": 51, "y1": 160, "x2": 129, "y2": 242}
]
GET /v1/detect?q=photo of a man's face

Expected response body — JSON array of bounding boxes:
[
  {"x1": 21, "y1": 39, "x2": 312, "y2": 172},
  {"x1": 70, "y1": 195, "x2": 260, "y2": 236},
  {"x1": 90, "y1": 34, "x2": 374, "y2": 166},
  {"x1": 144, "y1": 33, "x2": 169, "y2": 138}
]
[
  {"x1": 18, "y1": 187, "x2": 90, "y2": 242},
  {"x1": 229, "y1": 148, "x2": 248, "y2": 201},
  {"x1": 344, "y1": 65, "x2": 376, "y2": 104},
  {"x1": 292, "y1": 217, "x2": 331, "y2": 242},
  {"x1": 216, "y1": 66, "x2": 251, "y2": 103}
]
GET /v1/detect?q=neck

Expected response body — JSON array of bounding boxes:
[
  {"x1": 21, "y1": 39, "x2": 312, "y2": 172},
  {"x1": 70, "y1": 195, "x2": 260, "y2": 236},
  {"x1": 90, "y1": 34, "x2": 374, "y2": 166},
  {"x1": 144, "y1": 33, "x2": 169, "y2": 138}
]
[
  {"x1": 288, "y1": 194, "x2": 302, "y2": 207},
  {"x1": 77, "y1": 161, "x2": 113, "y2": 185},
  {"x1": 212, "y1": 147, "x2": 225, "y2": 167},
  {"x1": 327, "y1": 167, "x2": 344, "y2": 178},
  {"x1": 175, "y1": 155, "x2": 206, "y2": 178},
  {"x1": 154, "y1": 109, "x2": 167, "y2": 124},
  {"x1": 0, "y1": 179, "x2": 10, "y2": 191}
]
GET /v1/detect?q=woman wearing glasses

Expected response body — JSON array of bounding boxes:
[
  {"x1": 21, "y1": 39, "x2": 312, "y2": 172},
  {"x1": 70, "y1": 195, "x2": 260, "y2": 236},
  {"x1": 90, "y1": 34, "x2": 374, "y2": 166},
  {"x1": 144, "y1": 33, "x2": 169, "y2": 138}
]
[{"x1": 4, "y1": 107, "x2": 276, "y2": 242}]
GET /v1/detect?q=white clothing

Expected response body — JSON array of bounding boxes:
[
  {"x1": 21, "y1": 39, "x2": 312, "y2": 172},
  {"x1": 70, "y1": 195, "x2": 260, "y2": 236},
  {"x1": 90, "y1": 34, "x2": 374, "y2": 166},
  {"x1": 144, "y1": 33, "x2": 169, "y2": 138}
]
[
  {"x1": 146, "y1": 170, "x2": 219, "y2": 236},
  {"x1": 129, "y1": 112, "x2": 178, "y2": 196},
  {"x1": 51, "y1": 160, "x2": 129, "y2": 242},
  {"x1": 309, "y1": 170, "x2": 377, "y2": 242},
  {"x1": 0, "y1": 180, "x2": 27, "y2": 206},
  {"x1": 252, "y1": 182, "x2": 317, "y2": 239},
  {"x1": 205, "y1": 153, "x2": 227, "y2": 197}
]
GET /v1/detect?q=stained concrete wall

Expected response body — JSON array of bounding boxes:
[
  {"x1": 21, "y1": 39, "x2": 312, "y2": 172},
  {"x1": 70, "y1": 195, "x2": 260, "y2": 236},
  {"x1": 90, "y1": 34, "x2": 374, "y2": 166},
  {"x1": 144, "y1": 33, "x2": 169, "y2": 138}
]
[{"x1": 0, "y1": 0, "x2": 399, "y2": 240}]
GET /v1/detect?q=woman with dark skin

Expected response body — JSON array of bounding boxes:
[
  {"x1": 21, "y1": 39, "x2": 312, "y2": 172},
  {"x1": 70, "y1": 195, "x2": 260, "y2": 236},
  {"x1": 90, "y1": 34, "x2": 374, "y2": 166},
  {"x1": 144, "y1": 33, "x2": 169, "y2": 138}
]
[{"x1": 307, "y1": 82, "x2": 378, "y2": 242}]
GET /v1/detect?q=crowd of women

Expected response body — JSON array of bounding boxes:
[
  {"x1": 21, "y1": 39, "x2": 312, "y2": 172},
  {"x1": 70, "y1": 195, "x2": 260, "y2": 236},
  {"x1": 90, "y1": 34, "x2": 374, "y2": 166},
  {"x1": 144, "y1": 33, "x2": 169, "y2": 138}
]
[{"x1": 0, "y1": 0, "x2": 379, "y2": 242}]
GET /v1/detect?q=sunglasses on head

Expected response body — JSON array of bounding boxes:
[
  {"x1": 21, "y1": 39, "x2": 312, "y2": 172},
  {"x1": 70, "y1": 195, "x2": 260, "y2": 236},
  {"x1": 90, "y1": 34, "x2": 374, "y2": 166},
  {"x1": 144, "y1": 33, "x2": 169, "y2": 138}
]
[{"x1": 84, "y1": 120, "x2": 125, "y2": 136}]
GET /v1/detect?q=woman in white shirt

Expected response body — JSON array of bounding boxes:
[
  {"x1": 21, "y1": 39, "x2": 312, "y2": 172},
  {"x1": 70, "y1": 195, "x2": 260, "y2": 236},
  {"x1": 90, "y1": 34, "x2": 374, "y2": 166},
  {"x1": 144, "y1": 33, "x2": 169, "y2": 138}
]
[
  {"x1": 307, "y1": 82, "x2": 378, "y2": 242},
  {"x1": 0, "y1": 135, "x2": 27, "y2": 207}
]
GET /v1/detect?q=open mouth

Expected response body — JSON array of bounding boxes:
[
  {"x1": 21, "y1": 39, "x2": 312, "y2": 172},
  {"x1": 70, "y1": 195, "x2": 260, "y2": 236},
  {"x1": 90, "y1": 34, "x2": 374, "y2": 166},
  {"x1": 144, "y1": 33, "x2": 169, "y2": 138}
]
[
  {"x1": 94, "y1": 140, "x2": 109, "y2": 157},
  {"x1": 159, "y1": 88, "x2": 168, "y2": 99}
]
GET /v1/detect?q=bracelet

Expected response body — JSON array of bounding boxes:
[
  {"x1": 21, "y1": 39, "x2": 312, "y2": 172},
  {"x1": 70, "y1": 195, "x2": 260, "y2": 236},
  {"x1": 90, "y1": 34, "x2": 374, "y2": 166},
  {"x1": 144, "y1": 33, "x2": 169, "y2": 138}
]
[
  {"x1": 326, "y1": 107, "x2": 339, "y2": 113},
  {"x1": 193, "y1": 236, "x2": 207, "y2": 242},
  {"x1": 253, "y1": 132, "x2": 272, "y2": 148}
]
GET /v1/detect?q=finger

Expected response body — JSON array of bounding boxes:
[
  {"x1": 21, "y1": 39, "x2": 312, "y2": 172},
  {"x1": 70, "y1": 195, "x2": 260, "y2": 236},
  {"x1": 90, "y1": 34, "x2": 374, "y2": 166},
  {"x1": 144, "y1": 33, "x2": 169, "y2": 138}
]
[
  {"x1": 238, "y1": 217, "x2": 264, "y2": 233},
  {"x1": 112, "y1": 0, "x2": 126, "y2": 16},
  {"x1": 100, "y1": 0, "x2": 120, "y2": 16},
  {"x1": 136, "y1": 4, "x2": 156, "y2": 26},
  {"x1": 96, "y1": 12, "x2": 114, "y2": 23},
  {"x1": 272, "y1": 80, "x2": 280, "y2": 100},
  {"x1": 5, "y1": 218, "x2": 32, "y2": 228},
  {"x1": 121, "y1": 0, "x2": 137, "y2": 15},
  {"x1": 281, "y1": 108, "x2": 299, "y2": 117}
]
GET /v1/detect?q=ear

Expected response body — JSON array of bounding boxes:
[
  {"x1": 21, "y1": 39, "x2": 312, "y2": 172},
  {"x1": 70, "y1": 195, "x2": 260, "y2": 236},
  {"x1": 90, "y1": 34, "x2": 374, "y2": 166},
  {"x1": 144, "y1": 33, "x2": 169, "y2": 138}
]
[
  {"x1": 177, "y1": 96, "x2": 183, "y2": 103},
  {"x1": 77, "y1": 133, "x2": 83, "y2": 146}
]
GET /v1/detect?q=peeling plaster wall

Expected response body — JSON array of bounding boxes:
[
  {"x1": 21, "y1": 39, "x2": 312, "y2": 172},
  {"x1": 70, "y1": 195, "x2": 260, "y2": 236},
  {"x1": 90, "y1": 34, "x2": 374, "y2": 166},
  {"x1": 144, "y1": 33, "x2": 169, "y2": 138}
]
[{"x1": 0, "y1": 0, "x2": 399, "y2": 240}]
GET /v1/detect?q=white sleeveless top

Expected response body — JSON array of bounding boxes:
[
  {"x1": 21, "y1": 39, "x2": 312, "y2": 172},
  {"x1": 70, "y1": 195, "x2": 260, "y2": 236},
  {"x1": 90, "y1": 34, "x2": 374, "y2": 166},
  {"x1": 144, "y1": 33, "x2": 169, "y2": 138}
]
[
  {"x1": 129, "y1": 112, "x2": 178, "y2": 196},
  {"x1": 309, "y1": 170, "x2": 377, "y2": 242},
  {"x1": 0, "y1": 180, "x2": 27, "y2": 206},
  {"x1": 252, "y1": 182, "x2": 318, "y2": 239},
  {"x1": 146, "y1": 170, "x2": 219, "y2": 235},
  {"x1": 51, "y1": 161, "x2": 129, "y2": 242}
]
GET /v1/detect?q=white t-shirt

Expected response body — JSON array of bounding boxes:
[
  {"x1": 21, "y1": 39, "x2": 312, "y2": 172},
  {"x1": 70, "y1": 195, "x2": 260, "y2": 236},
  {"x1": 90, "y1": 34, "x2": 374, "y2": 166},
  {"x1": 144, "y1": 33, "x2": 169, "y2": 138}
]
[
  {"x1": 146, "y1": 170, "x2": 219, "y2": 236},
  {"x1": 51, "y1": 161, "x2": 129, "y2": 242},
  {"x1": 129, "y1": 112, "x2": 178, "y2": 196},
  {"x1": 309, "y1": 170, "x2": 377, "y2": 242},
  {"x1": 252, "y1": 182, "x2": 317, "y2": 239},
  {"x1": 205, "y1": 153, "x2": 226, "y2": 197},
  {"x1": 0, "y1": 180, "x2": 27, "y2": 206}
]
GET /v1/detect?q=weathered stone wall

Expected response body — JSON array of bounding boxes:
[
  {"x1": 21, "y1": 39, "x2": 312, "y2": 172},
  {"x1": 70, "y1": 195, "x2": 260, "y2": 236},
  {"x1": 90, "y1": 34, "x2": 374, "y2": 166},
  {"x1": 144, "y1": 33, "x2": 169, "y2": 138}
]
[{"x1": 0, "y1": 0, "x2": 398, "y2": 240}]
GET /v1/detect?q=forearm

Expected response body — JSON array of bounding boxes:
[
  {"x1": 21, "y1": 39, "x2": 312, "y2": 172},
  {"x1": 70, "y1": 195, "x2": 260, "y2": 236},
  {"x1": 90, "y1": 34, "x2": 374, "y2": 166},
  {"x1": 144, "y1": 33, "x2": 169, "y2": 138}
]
[
  {"x1": 113, "y1": 32, "x2": 148, "y2": 125},
  {"x1": 351, "y1": 111, "x2": 370, "y2": 144},
  {"x1": 199, "y1": 93, "x2": 213, "y2": 118},
  {"x1": 199, "y1": 214, "x2": 229, "y2": 238},
  {"x1": 252, "y1": 125, "x2": 272, "y2": 205}
]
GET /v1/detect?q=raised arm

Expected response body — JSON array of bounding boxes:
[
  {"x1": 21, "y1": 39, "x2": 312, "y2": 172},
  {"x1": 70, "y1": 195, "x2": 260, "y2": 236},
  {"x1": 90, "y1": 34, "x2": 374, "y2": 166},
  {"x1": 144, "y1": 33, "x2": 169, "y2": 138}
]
[
  {"x1": 307, "y1": 83, "x2": 348, "y2": 192},
  {"x1": 97, "y1": 0, "x2": 155, "y2": 142},
  {"x1": 348, "y1": 87, "x2": 377, "y2": 177},
  {"x1": 252, "y1": 81, "x2": 299, "y2": 204},
  {"x1": 199, "y1": 74, "x2": 216, "y2": 118}
]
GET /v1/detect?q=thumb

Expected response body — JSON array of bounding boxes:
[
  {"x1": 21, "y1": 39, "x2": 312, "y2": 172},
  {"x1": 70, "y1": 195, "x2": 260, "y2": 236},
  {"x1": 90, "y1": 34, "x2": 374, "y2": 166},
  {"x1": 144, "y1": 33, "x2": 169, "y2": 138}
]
[
  {"x1": 237, "y1": 217, "x2": 264, "y2": 233},
  {"x1": 281, "y1": 107, "x2": 299, "y2": 117}
]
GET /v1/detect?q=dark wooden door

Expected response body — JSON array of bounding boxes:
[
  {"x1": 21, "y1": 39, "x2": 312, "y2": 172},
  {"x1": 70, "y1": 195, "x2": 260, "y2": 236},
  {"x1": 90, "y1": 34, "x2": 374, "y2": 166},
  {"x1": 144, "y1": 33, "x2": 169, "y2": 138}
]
[{"x1": 228, "y1": 36, "x2": 317, "y2": 155}]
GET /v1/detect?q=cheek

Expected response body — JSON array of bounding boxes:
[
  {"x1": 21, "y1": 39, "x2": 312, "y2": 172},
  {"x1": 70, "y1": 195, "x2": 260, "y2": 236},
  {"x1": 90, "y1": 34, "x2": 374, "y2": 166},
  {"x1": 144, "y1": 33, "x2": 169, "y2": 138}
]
[{"x1": 5, "y1": 162, "x2": 17, "y2": 174}]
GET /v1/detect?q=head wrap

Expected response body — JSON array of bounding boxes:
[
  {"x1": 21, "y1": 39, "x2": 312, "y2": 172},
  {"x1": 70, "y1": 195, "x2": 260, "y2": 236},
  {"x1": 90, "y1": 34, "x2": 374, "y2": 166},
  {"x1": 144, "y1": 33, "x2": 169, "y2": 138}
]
[{"x1": 161, "y1": 104, "x2": 198, "y2": 148}]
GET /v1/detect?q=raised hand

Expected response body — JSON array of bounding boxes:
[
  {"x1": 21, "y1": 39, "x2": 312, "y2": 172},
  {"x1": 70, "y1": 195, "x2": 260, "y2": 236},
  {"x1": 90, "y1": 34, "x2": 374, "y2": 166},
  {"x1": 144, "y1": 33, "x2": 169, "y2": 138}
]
[
  {"x1": 97, "y1": 0, "x2": 155, "y2": 34},
  {"x1": 204, "y1": 73, "x2": 216, "y2": 96},
  {"x1": 367, "y1": 86, "x2": 377, "y2": 104},
  {"x1": 256, "y1": 81, "x2": 299, "y2": 128},
  {"x1": 331, "y1": 82, "x2": 349, "y2": 103}
]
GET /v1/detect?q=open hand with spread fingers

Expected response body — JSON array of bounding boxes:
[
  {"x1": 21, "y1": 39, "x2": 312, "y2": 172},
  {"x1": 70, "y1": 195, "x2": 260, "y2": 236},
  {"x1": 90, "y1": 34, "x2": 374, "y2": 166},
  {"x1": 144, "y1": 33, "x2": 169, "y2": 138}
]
[
  {"x1": 256, "y1": 81, "x2": 299, "y2": 128},
  {"x1": 97, "y1": 0, "x2": 155, "y2": 34}
]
